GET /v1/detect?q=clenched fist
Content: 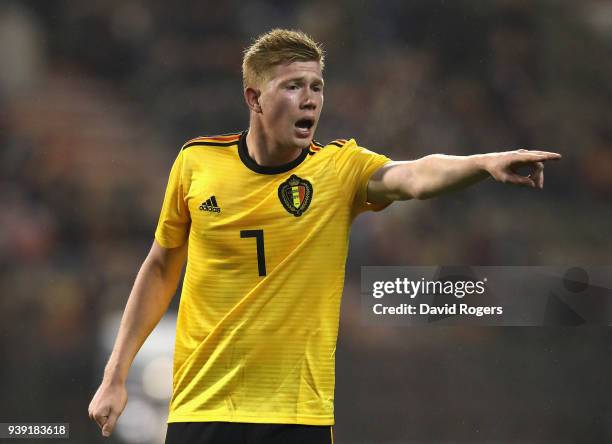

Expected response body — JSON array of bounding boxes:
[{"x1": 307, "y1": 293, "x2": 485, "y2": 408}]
[{"x1": 88, "y1": 380, "x2": 128, "y2": 438}]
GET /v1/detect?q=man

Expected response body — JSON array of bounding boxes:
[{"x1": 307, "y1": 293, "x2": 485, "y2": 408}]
[{"x1": 88, "y1": 29, "x2": 560, "y2": 443}]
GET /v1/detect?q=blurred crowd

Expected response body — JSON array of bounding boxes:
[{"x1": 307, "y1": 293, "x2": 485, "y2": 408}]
[{"x1": 1, "y1": 1, "x2": 611, "y2": 442}]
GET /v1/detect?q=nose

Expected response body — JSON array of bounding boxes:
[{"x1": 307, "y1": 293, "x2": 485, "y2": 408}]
[{"x1": 300, "y1": 89, "x2": 317, "y2": 110}]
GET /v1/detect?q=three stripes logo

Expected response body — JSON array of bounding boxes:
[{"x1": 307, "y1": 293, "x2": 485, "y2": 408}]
[{"x1": 199, "y1": 195, "x2": 221, "y2": 213}]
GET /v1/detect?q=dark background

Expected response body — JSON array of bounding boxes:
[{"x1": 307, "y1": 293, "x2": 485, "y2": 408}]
[{"x1": 1, "y1": 0, "x2": 611, "y2": 442}]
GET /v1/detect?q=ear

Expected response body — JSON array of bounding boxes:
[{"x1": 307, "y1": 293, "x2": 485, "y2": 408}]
[{"x1": 244, "y1": 87, "x2": 262, "y2": 114}]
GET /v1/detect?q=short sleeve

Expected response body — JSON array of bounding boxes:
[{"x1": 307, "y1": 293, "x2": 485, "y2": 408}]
[
  {"x1": 154, "y1": 149, "x2": 191, "y2": 248},
  {"x1": 332, "y1": 139, "x2": 392, "y2": 216}
]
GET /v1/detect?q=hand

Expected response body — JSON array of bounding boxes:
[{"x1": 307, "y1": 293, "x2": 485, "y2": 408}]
[
  {"x1": 88, "y1": 380, "x2": 128, "y2": 438},
  {"x1": 484, "y1": 149, "x2": 561, "y2": 189}
]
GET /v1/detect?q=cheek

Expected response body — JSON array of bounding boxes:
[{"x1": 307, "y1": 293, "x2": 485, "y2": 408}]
[{"x1": 266, "y1": 96, "x2": 295, "y2": 122}]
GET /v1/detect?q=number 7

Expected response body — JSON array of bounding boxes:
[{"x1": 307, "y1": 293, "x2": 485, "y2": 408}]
[{"x1": 240, "y1": 229, "x2": 267, "y2": 276}]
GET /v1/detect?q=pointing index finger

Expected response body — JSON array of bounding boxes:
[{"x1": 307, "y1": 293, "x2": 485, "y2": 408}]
[
  {"x1": 519, "y1": 151, "x2": 562, "y2": 161},
  {"x1": 530, "y1": 150, "x2": 561, "y2": 156}
]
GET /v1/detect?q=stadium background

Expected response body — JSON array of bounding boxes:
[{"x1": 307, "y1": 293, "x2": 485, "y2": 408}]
[{"x1": 1, "y1": 0, "x2": 611, "y2": 442}]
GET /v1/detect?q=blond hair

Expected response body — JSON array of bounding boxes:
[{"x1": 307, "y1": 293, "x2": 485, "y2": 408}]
[{"x1": 242, "y1": 29, "x2": 325, "y2": 88}]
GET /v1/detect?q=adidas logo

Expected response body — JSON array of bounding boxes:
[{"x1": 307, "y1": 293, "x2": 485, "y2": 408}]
[{"x1": 199, "y1": 195, "x2": 221, "y2": 213}]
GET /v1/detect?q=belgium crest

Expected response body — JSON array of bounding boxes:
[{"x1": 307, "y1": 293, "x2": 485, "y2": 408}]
[{"x1": 278, "y1": 174, "x2": 313, "y2": 217}]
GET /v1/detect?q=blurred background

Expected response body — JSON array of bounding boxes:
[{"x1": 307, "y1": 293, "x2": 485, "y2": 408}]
[{"x1": 1, "y1": 0, "x2": 611, "y2": 442}]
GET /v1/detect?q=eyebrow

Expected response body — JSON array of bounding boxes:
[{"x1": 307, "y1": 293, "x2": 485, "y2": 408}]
[{"x1": 284, "y1": 76, "x2": 324, "y2": 86}]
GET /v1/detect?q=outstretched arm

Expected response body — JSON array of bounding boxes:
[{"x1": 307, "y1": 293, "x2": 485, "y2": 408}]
[{"x1": 367, "y1": 149, "x2": 562, "y2": 203}]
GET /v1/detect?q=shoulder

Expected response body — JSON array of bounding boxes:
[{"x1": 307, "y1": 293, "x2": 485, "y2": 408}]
[
  {"x1": 181, "y1": 131, "x2": 242, "y2": 150},
  {"x1": 310, "y1": 137, "x2": 355, "y2": 155},
  {"x1": 313, "y1": 138, "x2": 351, "y2": 149},
  {"x1": 175, "y1": 132, "x2": 242, "y2": 171}
]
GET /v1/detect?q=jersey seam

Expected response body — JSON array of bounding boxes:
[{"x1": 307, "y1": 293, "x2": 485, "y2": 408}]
[
  {"x1": 179, "y1": 148, "x2": 191, "y2": 224},
  {"x1": 330, "y1": 141, "x2": 355, "y2": 215},
  {"x1": 330, "y1": 145, "x2": 346, "y2": 208}
]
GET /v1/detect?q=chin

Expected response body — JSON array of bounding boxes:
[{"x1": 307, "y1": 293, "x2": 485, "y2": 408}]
[
  {"x1": 286, "y1": 135, "x2": 310, "y2": 150},
  {"x1": 296, "y1": 138, "x2": 312, "y2": 149},
  {"x1": 295, "y1": 132, "x2": 316, "y2": 149}
]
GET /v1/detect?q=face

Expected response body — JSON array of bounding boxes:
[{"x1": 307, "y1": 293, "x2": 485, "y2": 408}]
[{"x1": 255, "y1": 60, "x2": 324, "y2": 149}]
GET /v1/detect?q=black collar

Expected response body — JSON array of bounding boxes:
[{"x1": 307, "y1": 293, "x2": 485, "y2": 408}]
[{"x1": 238, "y1": 130, "x2": 309, "y2": 175}]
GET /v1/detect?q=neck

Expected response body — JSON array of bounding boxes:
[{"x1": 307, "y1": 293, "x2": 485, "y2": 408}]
[{"x1": 246, "y1": 119, "x2": 304, "y2": 167}]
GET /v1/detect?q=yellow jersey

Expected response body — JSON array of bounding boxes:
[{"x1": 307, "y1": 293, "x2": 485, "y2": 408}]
[{"x1": 155, "y1": 130, "x2": 391, "y2": 425}]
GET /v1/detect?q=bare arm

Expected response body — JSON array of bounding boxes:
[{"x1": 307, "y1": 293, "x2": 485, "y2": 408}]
[
  {"x1": 367, "y1": 149, "x2": 562, "y2": 203},
  {"x1": 88, "y1": 240, "x2": 187, "y2": 437}
]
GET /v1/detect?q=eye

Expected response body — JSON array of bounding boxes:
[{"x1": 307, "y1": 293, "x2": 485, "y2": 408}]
[{"x1": 286, "y1": 84, "x2": 299, "y2": 90}]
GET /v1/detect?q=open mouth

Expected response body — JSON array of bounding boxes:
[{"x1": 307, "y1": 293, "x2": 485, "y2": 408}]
[{"x1": 295, "y1": 118, "x2": 314, "y2": 131}]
